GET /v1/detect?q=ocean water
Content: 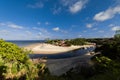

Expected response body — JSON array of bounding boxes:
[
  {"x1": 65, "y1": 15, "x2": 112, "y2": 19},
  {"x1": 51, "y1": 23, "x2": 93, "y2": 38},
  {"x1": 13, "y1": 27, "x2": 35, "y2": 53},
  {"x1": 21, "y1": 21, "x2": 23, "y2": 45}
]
[{"x1": 6, "y1": 40, "x2": 45, "y2": 47}]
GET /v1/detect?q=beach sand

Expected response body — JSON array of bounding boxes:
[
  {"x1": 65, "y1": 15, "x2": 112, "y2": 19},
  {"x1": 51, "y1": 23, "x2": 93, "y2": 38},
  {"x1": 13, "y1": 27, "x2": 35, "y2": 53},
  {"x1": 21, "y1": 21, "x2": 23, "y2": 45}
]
[
  {"x1": 26, "y1": 43, "x2": 96, "y2": 75},
  {"x1": 24, "y1": 43, "x2": 95, "y2": 54}
]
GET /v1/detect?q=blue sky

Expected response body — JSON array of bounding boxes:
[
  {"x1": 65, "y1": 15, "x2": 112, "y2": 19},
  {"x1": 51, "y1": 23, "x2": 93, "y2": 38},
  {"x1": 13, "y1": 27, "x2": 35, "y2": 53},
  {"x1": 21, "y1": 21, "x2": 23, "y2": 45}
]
[{"x1": 0, "y1": 0, "x2": 120, "y2": 40}]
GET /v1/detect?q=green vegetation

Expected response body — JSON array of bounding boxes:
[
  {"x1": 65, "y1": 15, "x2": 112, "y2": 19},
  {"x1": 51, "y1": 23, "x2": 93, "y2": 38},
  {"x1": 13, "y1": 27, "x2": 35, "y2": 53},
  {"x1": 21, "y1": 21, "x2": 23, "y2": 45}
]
[
  {"x1": 66, "y1": 38, "x2": 86, "y2": 46},
  {"x1": 0, "y1": 37, "x2": 120, "y2": 80},
  {"x1": 46, "y1": 38, "x2": 86, "y2": 46},
  {"x1": 0, "y1": 39, "x2": 45, "y2": 80},
  {"x1": 86, "y1": 38, "x2": 114, "y2": 45}
]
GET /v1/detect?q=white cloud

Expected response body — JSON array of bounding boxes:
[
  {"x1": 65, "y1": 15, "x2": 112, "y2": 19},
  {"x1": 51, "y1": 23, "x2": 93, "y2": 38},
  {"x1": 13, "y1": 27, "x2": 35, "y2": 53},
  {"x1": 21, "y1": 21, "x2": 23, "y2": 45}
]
[
  {"x1": 0, "y1": 22, "x2": 23, "y2": 29},
  {"x1": 52, "y1": 26, "x2": 67, "y2": 33},
  {"x1": 0, "y1": 22, "x2": 52, "y2": 40},
  {"x1": 111, "y1": 26, "x2": 120, "y2": 31},
  {"x1": 61, "y1": 0, "x2": 88, "y2": 14},
  {"x1": 69, "y1": 0, "x2": 88, "y2": 13},
  {"x1": 52, "y1": 27, "x2": 60, "y2": 31},
  {"x1": 32, "y1": 27, "x2": 51, "y2": 37},
  {"x1": 53, "y1": 5, "x2": 62, "y2": 14},
  {"x1": 61, "y1": 0, "x2": 72, "y2": 6},
  {"x1": 28, "y1": 1, "x2": 44, "y2": 8},
  {"x1": 94, "y1": 6, "x2": 120, "y2": 21},
  {"x1": 86, "y1": 24, "x2": 93, "y2": 28},
  {"x1": 7, "y1": 23, "x2": 23, "y2": 29}
]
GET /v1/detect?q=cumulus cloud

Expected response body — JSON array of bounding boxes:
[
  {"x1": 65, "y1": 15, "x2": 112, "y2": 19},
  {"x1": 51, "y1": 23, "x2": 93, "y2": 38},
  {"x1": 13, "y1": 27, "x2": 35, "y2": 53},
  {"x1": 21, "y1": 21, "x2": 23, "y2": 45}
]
[
  {"x1": 33, "y1": 27, "x2": 50, "y2": 36},
  {"x1": 94, "y1": 6, "x2": 120, "y2": 21},
  {"x1": 53, "y1": 5, "x2": 62, "y2": 15},
  {"x1": 61, "y1": 0, "x2": 72, "y2": 6},
  {"x1": 86, "y1": 23, "x2": 93, "y2": 28},
  {"x1": 7, "y1": 23, "x2": 23, "y2": 29},
  {"x1": 52, "y1": 26, "x2": 68, "y2": 33},
  {"x1": 0, "y1": 22, "x2": 23, "y2": 29},
  {"x1": 61, "y1": 0, "x2": 88, "y2": 14},
  {"x1": 28, "y1": 1, "x2": 44, "y2": 8},
  {"x1": 52, "y1": 27, "x2": 60, "y2": 31},
  {"x1": 111, "y1": 26, "x2": 120, "y2": 31},
  {"x1": 69, "y1": 0, "x2": 88, "y2": 13}
]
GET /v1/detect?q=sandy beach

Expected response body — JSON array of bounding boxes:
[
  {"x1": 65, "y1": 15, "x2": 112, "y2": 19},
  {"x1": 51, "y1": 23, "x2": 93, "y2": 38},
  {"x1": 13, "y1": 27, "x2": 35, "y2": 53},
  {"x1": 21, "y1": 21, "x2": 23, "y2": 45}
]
[
  {"x1": 24, "y1": 43, "x2": 95, "y2": 54},
  {"x1": 26, "y1": 43, "x2": 96, "y2": 75}
]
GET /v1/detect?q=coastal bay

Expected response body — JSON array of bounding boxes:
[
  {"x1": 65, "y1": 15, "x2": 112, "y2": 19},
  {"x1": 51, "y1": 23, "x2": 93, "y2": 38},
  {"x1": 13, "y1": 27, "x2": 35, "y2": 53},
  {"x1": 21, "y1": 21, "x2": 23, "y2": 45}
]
[{"x1": 24, "y1": 43, "x2": 96, "y2": 75}]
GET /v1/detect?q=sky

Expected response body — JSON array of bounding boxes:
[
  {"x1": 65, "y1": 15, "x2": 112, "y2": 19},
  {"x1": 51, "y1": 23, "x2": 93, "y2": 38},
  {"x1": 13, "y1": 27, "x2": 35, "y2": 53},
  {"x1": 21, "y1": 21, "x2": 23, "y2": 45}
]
[{"x1": 0, "y1": 0, "x2": 120, "y2": 40}]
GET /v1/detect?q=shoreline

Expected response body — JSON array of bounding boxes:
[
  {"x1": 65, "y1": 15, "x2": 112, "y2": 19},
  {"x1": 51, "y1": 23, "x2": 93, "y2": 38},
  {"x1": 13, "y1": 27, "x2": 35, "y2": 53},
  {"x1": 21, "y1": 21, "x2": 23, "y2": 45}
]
[
  {"x1": 24, "y1": 43, "x2": 95, "y2": 54},
  {"x1": 26, "y1": 43, "x2": 96, "y2": 75}
]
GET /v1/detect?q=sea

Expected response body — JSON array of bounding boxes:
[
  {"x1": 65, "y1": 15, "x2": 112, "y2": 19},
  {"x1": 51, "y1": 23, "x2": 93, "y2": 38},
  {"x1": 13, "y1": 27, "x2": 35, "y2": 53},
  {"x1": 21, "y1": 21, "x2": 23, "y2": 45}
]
[{"x1": 6, "y1": 40, "x2": 45, "y2": 47}]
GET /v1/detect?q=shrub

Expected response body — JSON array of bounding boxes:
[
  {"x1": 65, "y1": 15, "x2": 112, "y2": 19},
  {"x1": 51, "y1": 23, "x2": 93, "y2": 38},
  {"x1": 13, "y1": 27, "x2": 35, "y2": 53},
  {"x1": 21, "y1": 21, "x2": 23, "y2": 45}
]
[{"x1": 0, "y1": 39, "x2": 42, "y2": 79}]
